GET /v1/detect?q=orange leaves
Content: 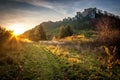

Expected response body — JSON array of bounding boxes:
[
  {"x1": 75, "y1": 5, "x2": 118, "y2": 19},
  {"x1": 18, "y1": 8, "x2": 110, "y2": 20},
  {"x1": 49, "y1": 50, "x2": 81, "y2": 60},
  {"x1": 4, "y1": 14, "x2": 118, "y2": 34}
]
[
  {"x1": 103, "y1": 46, "x2": 117, "y2": 75},
  {"x1": 104, "y1": 46, "x2": 110, "y2": 56}
]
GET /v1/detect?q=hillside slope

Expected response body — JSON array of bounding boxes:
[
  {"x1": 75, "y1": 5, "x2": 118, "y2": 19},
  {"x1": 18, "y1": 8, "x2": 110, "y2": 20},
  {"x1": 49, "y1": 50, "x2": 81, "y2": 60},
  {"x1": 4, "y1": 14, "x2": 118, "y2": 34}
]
[{"x1": 22, "y1": 8, "x2": 120, "y2": 40}]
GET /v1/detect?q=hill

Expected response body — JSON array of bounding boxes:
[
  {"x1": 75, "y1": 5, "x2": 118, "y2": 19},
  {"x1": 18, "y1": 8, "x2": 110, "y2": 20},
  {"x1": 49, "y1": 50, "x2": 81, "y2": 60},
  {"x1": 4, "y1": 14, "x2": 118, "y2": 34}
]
[{"x1": 22, "y1": 8, "x2": 120, "y2": 40}]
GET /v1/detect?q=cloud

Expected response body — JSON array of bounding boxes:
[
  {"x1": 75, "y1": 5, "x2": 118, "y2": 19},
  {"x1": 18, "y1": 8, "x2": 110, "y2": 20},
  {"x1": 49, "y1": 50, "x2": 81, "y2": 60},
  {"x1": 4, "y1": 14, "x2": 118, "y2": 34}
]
[
  {"x1": 0, "y1": 0, "x2": 97, "y2": 29},
  {"x1": 12, "y1": 0, "x2": 84, "y2": 16},
  {"x1": 14, "y1": 0, "x2": 53, "y2": 8},
  {"x1": 0, "y1": 5, "x2": 65, "y2": 29},
  {"x1": 1, "y1": 0, "x2": 119, "y2": 30}
]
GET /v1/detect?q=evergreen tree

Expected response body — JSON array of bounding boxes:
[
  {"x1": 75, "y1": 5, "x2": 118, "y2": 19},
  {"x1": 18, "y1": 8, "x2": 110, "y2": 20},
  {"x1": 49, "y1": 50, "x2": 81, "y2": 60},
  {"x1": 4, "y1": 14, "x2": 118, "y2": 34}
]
[
  {"x1": 34, "y1": 25, "x2": 47, "y2": 41},
  {"x1": 59, "y1": 25, "x2": 73, "y2": 38},
  {"x1": 39, "y1": 25, "x2": 47, "y2": 40},
  {"x1": 65, "y1": 25, "x2": 73, "y2": 36},
  {"x1": 59, "y1": 26, "x2": 66, "y2": 38}
]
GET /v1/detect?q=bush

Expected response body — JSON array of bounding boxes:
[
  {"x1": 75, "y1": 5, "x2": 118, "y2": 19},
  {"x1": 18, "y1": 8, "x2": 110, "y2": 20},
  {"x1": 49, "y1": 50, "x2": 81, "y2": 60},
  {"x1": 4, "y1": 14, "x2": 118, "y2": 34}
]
[
  {"x1": 95, "y1": 17, "x2": 120, "y2": 45},
  {"x1": 95, "y1": 17, "x2": 120, "y2": 60},
  {"x1": 0, "y1": 27, "x2": 13, "y2": 47}
]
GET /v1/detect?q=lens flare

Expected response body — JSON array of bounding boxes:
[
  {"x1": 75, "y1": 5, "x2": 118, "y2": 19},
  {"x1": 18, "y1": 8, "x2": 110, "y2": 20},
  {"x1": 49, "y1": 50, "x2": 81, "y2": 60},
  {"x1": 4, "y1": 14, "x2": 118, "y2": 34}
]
[{"x1": 10, "y1": 23, "x2": 25, "y2": 36}]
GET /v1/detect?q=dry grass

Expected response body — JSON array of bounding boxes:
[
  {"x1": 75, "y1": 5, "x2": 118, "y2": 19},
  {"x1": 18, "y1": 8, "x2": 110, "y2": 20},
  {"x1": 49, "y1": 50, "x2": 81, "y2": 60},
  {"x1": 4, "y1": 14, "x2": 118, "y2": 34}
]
[{"x1": 44, "y1": 37, "x2": 120, "y2": 79}]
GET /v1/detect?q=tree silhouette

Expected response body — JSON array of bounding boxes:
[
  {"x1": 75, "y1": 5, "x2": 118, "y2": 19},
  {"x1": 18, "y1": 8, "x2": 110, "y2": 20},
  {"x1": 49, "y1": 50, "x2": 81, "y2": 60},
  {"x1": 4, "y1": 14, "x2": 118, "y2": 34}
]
[
  {"x1": 65, "y1": 25, "x2": 73, "y2": 37},
  {"x1": 59, "y1": 26, "x2": 66, "y2": 38},
  {"x1": 34, "y1": 25, "x2": 47, "y2": 41},
  {"x1": 59, "y1": 25, "x2": 73, "y2": 38},
  {"x1": 96, "y1": 17, "x2": 120, "y2": 46},
  {"x1": 0, "y1": 26, "x2": 12, "y2": 47}
]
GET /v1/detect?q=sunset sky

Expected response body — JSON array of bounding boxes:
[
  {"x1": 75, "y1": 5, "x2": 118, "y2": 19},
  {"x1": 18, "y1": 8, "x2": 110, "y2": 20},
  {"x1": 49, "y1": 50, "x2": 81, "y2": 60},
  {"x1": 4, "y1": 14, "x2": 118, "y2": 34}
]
[{"x1": 0, "y1": 0, "x2": 120, "y2": 32}]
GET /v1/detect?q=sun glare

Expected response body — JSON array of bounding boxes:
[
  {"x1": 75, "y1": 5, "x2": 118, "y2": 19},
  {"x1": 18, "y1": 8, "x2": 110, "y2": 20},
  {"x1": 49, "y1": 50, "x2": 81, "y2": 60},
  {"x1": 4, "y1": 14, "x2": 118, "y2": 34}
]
[{"x1": 10, "y1": 24, "x2": 25, "y2": 36}]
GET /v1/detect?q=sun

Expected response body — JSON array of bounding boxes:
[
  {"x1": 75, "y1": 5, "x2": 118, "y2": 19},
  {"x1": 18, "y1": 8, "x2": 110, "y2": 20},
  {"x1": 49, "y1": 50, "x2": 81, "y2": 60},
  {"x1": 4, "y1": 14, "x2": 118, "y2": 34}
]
[{"x1": 10, "y1": 23, "x2": 25, "y2": 36}]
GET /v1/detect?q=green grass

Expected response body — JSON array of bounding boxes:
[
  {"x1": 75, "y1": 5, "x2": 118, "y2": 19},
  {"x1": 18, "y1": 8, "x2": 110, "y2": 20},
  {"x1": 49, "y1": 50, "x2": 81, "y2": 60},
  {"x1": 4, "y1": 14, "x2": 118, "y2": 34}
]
[
  {"x1": 45, "y1": 42, "x2": 120, "y2": 80},
  {"x1": 0, "y1": 43, "x2": 64, "y2": 80},
  {"x1": 0, "y1": 40, "x2": 120, "y2": 80},
  {"x1": 76, "y1": 29, "x2": 97, "y2": 38}
]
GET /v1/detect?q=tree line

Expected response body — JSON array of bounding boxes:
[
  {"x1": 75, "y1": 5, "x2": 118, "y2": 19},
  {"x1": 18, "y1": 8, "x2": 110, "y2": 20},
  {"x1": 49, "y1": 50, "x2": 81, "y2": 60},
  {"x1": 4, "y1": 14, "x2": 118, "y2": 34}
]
[{"x1": 22, "y1": 25, "x2": 73, "y2": 41}]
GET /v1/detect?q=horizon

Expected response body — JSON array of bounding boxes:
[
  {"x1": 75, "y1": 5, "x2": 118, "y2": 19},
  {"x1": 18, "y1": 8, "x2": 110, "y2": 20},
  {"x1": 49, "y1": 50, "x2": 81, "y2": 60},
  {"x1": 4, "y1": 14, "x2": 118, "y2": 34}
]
[{"x1": 0, "y1": 0, "x2": 120, "y2": 33}]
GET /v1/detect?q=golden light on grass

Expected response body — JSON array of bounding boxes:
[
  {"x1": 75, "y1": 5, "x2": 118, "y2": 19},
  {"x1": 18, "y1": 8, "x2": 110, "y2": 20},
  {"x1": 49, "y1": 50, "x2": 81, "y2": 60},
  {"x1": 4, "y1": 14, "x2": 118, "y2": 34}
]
[
  {"x1": 10, "y1": 23, "x2": 25, "y2": 36},
  {"x1": 21, "y1": 38, "x2": 32, "y2": 43}
]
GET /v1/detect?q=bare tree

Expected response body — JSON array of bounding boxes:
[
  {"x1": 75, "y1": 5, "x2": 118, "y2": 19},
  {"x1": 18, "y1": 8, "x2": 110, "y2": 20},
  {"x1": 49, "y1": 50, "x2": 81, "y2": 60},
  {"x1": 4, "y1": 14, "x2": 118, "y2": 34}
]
[{"x1": 96, "y1": 17, "x2": 120, "y2": 46}]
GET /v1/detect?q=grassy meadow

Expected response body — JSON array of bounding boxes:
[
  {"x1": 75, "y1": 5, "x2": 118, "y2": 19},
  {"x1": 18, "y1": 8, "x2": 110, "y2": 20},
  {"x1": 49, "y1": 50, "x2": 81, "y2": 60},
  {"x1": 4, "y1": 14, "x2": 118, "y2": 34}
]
[
  {"x1": 0, "y1": 1, "x2": 120, "y2": 79},
  {"x1": 0, "y1": 34, "x2": 120, "y2": 80}
]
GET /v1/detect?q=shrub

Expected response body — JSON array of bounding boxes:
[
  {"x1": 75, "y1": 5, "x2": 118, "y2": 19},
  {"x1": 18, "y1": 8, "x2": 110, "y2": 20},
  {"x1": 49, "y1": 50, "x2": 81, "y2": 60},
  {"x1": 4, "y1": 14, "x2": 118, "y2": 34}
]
[
  {"x1": 95, "y1": 17, "x2": 120, "y2": 61},
  {"x1": 0, "y1": 27, "x2": 12, "y2": 47},
  {"x1": 95, "y1": 17, "x2": 120, "y2": 46},
  {"x1": 104, "y1": 46, "x2": 118, "y2": 75}
]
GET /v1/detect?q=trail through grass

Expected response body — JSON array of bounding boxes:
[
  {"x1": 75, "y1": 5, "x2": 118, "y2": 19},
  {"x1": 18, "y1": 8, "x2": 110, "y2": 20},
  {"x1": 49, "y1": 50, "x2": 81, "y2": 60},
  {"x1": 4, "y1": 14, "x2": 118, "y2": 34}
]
[
  {"x1": 21, "y1": 43, "x2": 64, "y2": 80},
  {"x1": 0, "y1": 41, "x2": 120, "y2": 80},
  {"x1": 0, "y1": 43, "x2": 64, "y2": 80}
]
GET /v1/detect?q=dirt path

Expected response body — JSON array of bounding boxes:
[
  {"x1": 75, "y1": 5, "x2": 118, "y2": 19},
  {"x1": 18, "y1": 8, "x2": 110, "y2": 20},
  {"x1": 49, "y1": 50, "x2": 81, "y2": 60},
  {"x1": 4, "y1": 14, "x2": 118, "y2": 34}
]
[{"x1": 21, "y1": 44, "x2": 64, "y2": 80}]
